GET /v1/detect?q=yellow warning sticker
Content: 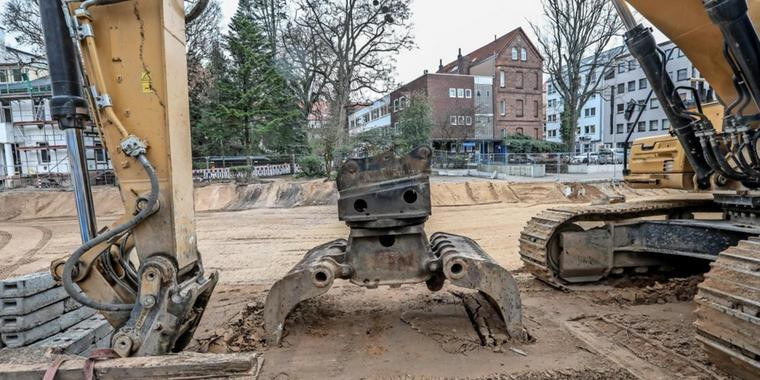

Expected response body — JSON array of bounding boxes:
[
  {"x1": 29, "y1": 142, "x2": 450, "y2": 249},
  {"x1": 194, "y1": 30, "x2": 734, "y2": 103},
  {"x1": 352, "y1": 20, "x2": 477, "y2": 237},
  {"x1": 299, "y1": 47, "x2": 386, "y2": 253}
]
[{"x1": 140, "y1": 71, "x2": 152, "y2": 93}]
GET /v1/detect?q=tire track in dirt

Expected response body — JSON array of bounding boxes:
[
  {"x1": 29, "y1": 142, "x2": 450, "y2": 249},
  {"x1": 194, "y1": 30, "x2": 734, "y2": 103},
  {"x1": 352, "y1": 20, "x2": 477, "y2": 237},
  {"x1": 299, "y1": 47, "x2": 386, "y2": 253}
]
[
  {"x1": 0, "y1": 231, "x2": 10, "y2": 252},
  {"x1": 0, "y1": 225, "x2": 53, "y2": 279}
]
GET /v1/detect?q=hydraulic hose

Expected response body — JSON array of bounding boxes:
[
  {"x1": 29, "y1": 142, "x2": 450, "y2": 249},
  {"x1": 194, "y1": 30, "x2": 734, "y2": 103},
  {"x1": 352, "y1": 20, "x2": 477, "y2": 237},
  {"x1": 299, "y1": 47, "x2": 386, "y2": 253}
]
[{"x1": 62, "y1": 154, "x2": 159, "y2": 312}]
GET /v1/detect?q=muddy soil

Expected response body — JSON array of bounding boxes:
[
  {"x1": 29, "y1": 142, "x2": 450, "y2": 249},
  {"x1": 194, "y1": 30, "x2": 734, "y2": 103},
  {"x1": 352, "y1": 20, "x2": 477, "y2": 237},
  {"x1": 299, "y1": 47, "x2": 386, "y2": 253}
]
[{"x1": 0, "y1": 179, "x2": 731, "y2": 379}]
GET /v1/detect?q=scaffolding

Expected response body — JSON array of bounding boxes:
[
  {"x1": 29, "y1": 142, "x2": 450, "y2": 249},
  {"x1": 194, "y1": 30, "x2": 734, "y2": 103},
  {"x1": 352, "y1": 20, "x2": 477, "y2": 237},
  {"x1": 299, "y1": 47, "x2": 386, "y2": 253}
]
[{"x1": 0, "y1": 77, "x2": 113, "y2": 189}]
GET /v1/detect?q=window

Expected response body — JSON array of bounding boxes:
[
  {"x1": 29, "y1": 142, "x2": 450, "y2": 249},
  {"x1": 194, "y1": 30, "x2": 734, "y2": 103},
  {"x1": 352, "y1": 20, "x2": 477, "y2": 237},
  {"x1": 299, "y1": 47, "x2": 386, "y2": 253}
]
[
  {"x1": 37, "y1": 142, "x2": 50, "y2": 164},
  {"x1": 547, "y1": 83, "x2": 554, "y2": 94},
  {"x1": 627, "y1": 123, "x2": 633, "y2": 132},
  {"x1": 371, "y1": 109, "x2": 379, "y2": 120},
  {"x1": 363, "y1": 114, "x2": 370, "y2": 123},
  {"x1": 0, "y1": 70, "x2": 7, "y2": 83},
  {"x1": 500, "y1": 100, "x2": 507, "y2": 116},
  {"x1": 465, "y1": 89, "x2": 472, "y2": 98},
  {"x1": 650, "y1": 98, "x2": 659, "y2": 109},
  {"x1": 393, "y1": 99, "x2": 399, "y2": 112},
  {"x1": 11, "y1": 69, "x2": 23, "y2": 82},
  {"x1": 618, "y1": 62, "x2": 626, "y2": 73},
  {"x1": 394, "y1": 122, "x2": 399, "y2": 132},
  {"x1": 548, "y1": 99, "x2": 555, "y2": 108},
  {"x1": 617, "y1": 103, "x2": 624, "y2": 113},
  {"x1": 628, "y1": 60, "x2": 637, "y2": 71},
  {"x1": 457, "y1": 88, "x2": 464, "y2": 98},
  {"x1": 617, "y1": 83, "x2": 625, "y2": 94},
  {"x1": 678, "y1": 48, "x2": 685, "y2": 57},
  {"x1": 604, "y1": 70, "x2": 615, "y2": 80},
  {"x1": 501, "y1": 128, "x2": 507, "y2": 138},
  {"x1": 458, "y1": 116, "x2": 465, "y2": 125},
  {"x1": 639, "y1": 78, "x2": 647, "y2": 90},
  {"x1": 512, "y1": 47, "x2": 518, "y2": 60},
  {"x1": 500, "y1": 70, "x2": 506, "y2": 88},
  {"x1": 662, "y1": 119, "x2": 670, "y2": 130},
  {"x1": 628, "y1": 81, "x2": 636, "y2": 92},
  {"x1": 465, "y1": 116, "x2": 473, "y2": 125},
  {"x1": 94, "y1": 143, "x2": 107, "y2": 163},
  {"x1": 649, "y1": 120, "x2": 659, "y2": 131},
  {"x1": 677, "y1": 69, "x2": 688, "y2": 81},
  {"x1": 534, "y1": 72, "x2": 540, "y2": 90},
  {"x1": 637, "y1": 121, "x2": 646, "y2": 132},
  {"x1": 516, "y1": 127, "x2": 524, "y2": 135},
  {"x1": 584, "y1": 107, "x2": 596, "y2": 117},
  {"x1": 449, "y1": 88, "x2": 456, "y2": 98},
  {"x1": 521, "y1": 48, "x2": 527, "y2": 61},
  {"x1": 516, "y1": 72, "x2": 524, "y2": 89},
  {"x1": 400, "y1": 96, "x2": 407, "y2": 109},
  {"x1": 534, "y1": 100, "x2": 539, "y2": 118},
  {"x1": 450, "y1": 115, "x2": 457, "y2": 125},
  {"x1": 516, "y1": 99, "x2": 524, "y2": 117}
]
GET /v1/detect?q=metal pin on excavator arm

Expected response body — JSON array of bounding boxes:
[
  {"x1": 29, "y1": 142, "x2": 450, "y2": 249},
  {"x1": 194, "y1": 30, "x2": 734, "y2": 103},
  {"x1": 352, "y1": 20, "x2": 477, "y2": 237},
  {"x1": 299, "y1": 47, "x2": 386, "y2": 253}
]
[{"x1": 264, "y1": 146, "x2": 529, "y2": 344}]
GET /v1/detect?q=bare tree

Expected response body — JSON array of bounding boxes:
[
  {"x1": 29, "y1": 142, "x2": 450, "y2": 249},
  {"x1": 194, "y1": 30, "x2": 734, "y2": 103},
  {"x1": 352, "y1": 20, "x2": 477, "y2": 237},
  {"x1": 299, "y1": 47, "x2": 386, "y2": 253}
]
[
  {"x1": 2, "y1": 0, "x2": 43, "y2": 54},
  {"x1": 296, "y1": 0, "x2": 414, "y2": 143},
  {"x1": 282, "y1": 19, "x2": 332, "y2": 121},
  {"x1": 530, "y1": 0, "x2": 622, "y2": 151},
  {"x1": 251, "y1": 0, "x2": 287, "y2": 53},
  {"x1": 185, "y1": 0, "x2": 223, "y2": 95}
]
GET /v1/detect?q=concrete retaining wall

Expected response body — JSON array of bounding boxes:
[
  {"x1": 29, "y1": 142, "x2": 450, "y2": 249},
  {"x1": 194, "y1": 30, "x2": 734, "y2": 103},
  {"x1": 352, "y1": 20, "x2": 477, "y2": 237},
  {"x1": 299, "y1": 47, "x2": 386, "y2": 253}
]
[{"x1": 478, "y1": 164, "x2": 546, "y2": 178}]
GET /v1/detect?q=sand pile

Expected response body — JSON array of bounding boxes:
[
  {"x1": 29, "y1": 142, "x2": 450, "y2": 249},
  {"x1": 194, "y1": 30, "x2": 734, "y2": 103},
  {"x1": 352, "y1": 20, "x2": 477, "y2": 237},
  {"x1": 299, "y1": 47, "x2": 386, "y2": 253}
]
[
  {"x1": 0, "y1": 188, "x2": 123, "y2": 221},
  {"x1": 0, "y1": 179, "x2": 684, "y2": 221}
]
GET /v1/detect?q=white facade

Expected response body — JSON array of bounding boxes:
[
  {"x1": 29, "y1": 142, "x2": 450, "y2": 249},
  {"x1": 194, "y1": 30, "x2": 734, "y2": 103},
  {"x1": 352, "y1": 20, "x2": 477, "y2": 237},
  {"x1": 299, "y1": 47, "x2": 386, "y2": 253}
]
[
  {"x1": 545, "y1": 82, "x2": 605, "y2": 153},
  {"x1": 0, "y1": 33, "x2": 112, "y2": 185},
  {"x1": 602, "y1": 41, "x2": 714, "y2": 149},
  {"x1": 348, "y1": 95, "x2": 392, "y2": 137},
  {"x1": 545, "y1": 41, "x2": 715, "y2": 152}
]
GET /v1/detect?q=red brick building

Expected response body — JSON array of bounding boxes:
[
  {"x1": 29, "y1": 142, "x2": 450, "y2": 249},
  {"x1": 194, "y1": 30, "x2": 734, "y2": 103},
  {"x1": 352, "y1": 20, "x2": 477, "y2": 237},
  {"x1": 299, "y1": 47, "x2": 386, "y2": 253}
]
[{"x1": 391, "y1": 28, "x2": 544, "y2": 153}]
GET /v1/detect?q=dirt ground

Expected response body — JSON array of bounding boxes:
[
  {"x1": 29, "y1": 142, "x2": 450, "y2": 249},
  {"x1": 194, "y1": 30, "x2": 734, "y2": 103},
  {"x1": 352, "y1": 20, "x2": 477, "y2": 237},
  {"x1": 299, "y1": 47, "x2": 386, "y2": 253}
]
[{"x1": 0, "y1": 178, "x2": 733, "y2": 379}]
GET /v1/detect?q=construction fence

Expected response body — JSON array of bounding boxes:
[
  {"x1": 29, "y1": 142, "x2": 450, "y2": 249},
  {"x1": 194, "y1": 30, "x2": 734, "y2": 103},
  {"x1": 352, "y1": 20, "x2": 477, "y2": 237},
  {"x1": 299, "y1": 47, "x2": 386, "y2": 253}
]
[{"x1": 432, "y1": 151, "x2": 625, "y2": 182}]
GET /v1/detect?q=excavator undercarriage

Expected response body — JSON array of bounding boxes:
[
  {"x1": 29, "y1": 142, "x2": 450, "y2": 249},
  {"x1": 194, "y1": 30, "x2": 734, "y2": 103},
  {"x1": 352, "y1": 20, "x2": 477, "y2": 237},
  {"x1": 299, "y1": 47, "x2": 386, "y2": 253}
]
[{"x1": 518, "y1": 1, "x2": 760, "y2": 377}]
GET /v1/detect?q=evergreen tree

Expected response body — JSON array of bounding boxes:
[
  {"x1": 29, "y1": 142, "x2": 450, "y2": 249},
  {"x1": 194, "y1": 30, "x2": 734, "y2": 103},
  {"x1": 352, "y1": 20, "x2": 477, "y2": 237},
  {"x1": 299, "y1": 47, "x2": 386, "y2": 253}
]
[{"x1": 213, "y1": 0, "x2": 305, "y2": 155}]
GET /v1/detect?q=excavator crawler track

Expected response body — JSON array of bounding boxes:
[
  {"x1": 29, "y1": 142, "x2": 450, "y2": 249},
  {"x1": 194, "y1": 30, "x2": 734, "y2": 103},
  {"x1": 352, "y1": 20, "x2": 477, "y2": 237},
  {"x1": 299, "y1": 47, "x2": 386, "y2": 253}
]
[
  {"x1": 695, "y1": 238, "x2": 760, "y2": 379},
  {"x1": 519, "y1": 198, "x2": 718, "y2": 287}
]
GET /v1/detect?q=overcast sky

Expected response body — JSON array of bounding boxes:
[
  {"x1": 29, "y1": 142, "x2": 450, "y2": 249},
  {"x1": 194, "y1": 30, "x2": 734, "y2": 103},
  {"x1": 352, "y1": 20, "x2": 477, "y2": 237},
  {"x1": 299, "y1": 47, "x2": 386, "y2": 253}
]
[
  {"x1": 1, "y1": 0, "x2": 663, "y2": 86},
  {"x1": 219, "y1": 0, "x2": 545, "y2": 84}
]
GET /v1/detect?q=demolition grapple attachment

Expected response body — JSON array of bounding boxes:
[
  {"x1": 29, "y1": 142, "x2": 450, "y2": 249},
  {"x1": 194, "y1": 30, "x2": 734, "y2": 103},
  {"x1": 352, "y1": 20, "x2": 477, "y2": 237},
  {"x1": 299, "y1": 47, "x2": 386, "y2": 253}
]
[{"x1": 263, "y1": 146, "x2": 528, "y2": 344}]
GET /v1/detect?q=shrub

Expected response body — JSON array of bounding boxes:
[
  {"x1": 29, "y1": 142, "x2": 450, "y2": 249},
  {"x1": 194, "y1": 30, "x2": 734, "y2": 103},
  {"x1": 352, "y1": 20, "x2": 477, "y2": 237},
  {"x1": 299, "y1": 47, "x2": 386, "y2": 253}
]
[
  {"x1": 503, "y1": 133, "x2": 565, "y2": 153},
  {"x1": 297, "y1": 155, "x2": 325, "y2": 177}
]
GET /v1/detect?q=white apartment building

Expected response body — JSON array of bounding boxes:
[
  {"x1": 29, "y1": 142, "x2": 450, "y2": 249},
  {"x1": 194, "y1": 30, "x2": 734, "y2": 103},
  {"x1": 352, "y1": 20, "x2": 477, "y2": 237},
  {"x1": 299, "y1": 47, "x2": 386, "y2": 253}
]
[
  {"x1": 0, "y1": 32, "x2": 111, "y2": 188},
  {"x1": 545, "y1": 41, "x2": 715, "y2": 153},
  {"x1": 545, "y1": 47, "x2": 623, "y2": 153},
  {"x1": 545, "y1": 84, "x2": 605, "y2": 153},
  {"x1": 602, "y1": 41, "x2": 715, "y2": 149},
  {"x1": 348, "y1": 95, "x2": 392, "y2": 137}
]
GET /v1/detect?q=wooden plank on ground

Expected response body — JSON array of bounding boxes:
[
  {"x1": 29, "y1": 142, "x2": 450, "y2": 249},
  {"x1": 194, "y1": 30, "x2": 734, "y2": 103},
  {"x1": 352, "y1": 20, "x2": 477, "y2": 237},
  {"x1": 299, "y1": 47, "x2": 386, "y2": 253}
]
[{"x1": 0, "y1": 351, "x2": 260, "y2": 380}]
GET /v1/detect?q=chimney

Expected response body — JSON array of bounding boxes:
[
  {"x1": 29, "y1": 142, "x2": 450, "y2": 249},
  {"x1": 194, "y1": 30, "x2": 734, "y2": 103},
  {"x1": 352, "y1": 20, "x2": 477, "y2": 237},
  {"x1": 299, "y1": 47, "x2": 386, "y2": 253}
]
[
  {"x1": 438, "y1": 59, "x2": 444, "y2": 72},
  {"x1": 424, "y1": 69, "x2": 428, "y2": 75},
  {"x1": 457, "y1": 48, "x2": 468, "y2": 75}
]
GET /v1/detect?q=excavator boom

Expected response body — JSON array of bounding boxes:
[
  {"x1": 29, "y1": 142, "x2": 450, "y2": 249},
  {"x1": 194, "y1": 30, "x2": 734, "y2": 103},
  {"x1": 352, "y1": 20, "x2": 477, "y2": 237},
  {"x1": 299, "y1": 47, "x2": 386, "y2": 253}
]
[{"x1": 40, "y1": 0, "x2": 217, "y2": 357}]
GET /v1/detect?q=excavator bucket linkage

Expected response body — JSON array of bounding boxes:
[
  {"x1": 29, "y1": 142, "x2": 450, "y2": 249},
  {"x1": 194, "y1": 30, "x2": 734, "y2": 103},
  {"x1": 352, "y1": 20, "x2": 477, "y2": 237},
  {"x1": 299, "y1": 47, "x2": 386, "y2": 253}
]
[{"x1": 263, "y1": 146, "x2": 529, "y2": 344}]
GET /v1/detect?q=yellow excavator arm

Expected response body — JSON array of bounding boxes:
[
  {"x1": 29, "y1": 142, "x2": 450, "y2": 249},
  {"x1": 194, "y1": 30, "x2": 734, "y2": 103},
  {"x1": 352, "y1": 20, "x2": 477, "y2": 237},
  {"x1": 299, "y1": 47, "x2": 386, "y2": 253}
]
[{"x1": 40, "y1": 0, "x2": 216, "y2": 357}]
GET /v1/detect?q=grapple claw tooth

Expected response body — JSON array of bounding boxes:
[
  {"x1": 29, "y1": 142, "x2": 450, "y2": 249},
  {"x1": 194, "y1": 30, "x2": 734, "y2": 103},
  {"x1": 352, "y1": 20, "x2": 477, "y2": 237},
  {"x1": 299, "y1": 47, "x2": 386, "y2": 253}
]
[
  {"x1": 433, "y1": 232, "x2": 529, "y2": 342},
  {"x1": 263, "y1": 240, "x2": 346, "y2": 345}
]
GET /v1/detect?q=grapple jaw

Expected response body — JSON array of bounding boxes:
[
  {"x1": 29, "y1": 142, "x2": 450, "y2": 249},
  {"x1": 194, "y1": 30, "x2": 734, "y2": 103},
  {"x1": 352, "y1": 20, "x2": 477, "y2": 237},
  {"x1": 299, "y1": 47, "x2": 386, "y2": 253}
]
[{"x1": 263, "y1": 146, "x2": 527, "y2": 345}]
